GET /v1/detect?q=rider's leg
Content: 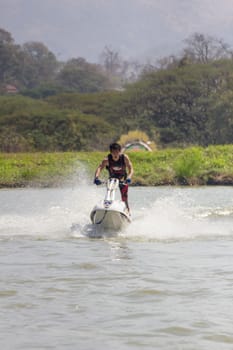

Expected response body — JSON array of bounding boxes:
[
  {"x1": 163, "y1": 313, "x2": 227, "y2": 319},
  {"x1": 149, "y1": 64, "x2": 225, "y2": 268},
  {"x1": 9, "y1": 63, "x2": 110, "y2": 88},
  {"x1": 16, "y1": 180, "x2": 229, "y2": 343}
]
[{"x1": 119, "y1": 183, "x2": 130, "y2": 211}]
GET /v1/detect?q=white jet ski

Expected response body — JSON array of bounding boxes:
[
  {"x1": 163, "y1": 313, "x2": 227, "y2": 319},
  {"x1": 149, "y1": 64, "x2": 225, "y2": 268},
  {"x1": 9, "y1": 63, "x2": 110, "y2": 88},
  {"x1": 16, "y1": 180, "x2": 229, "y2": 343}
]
[{"x1": 90, "y1": 178, "x2": 131, "y2": 232}]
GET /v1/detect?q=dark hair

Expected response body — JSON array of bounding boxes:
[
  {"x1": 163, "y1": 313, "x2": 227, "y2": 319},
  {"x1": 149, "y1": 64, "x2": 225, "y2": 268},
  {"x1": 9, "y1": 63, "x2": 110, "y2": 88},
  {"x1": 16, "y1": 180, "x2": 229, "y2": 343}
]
[{"x1": 109, "y1": 142, "x2": 121, "y2": 151}]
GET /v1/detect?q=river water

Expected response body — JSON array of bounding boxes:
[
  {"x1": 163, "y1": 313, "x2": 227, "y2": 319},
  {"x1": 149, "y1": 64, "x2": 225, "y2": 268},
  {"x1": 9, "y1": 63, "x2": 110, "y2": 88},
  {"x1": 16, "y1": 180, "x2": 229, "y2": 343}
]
[{"x1": 1, "y1": 185, "x2": 233, "y2": 349}]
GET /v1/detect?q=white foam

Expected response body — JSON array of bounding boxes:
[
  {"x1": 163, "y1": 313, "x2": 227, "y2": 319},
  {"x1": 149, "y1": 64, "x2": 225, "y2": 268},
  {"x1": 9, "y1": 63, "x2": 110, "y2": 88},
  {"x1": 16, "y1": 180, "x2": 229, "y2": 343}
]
[
  {"x1": 1, "y1": 179, "x2": 233, "y2": 241},
  {"x1": 122, "y1": 194, "x2": 233, "y2": 242},
  {"x1": 0, "y1": 181, "x2": 103, "y2": 240}
]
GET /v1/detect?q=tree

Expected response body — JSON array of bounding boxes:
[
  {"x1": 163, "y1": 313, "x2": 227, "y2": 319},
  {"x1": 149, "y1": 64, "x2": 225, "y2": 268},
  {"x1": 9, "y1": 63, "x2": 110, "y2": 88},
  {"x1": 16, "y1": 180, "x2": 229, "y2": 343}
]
[
  {"x1": 57, "y1": 58, "x2": 110, "y2": 92},
  {"x1": 100, "y1": 46, "x2": 121, "y2": 77},
  {"x1": 0, "y1": 28, "x2": 22, "y2": 84},
  {"x1": 0, "y1": 28, "x2": 14, "y2": 44},
  {"x1": 99, "y1": 46, "x2": 145, "y2": 86},
  {"x1": 183, "y1": 33, "x2": 232, "y2": 64},
  {"x1": 207, "y1": 91, "x2": 233, "y2": 144},
  {"x1": 21, "y1": 41, "x2": 58, "y2": 88}
]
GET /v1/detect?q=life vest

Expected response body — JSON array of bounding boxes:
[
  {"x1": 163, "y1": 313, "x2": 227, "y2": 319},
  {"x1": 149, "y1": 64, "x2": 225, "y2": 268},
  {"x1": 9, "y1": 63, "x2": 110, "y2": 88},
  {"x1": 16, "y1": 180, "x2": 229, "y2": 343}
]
[{"x1": 107, "y1": 154, "x2": 127, "y2": 180}]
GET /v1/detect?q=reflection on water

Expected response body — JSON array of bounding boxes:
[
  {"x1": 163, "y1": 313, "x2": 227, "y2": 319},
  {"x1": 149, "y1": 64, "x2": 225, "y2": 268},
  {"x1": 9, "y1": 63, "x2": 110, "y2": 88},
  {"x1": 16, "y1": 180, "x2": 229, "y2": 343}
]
[
  {"x1": 109, "y1": 241, "x2": 132, "y2": 261},
  {"x1": 1, "y1": 186, "x2": 233, "y2": 349}
]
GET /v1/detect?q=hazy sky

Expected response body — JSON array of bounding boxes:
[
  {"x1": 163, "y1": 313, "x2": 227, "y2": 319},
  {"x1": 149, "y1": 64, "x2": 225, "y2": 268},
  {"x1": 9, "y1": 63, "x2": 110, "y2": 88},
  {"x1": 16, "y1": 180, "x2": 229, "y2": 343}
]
[{"x1": 1, "y1": 0, "x2": 233, "y2": 62}]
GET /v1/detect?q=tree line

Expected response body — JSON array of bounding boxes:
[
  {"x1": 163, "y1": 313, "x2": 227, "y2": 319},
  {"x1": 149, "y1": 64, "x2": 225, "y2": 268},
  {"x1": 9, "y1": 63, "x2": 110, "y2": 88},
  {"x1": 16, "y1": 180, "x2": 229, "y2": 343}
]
[
  {"x1": 1, "y1": 28, "x2": 233, "y2": 151},
  {"x1": 0, "y1": 28, "x2": 146, "y2": 96}
]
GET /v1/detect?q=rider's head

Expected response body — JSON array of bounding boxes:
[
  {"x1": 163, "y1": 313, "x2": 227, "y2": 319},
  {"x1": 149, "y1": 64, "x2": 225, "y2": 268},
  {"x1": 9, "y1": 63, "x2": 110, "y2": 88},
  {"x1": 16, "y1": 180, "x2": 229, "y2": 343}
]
[
  {"x1": 109, "y1": 143, "x2": 121, "y2": 160},
  {"x1": 109, "y1": 143, "x2": 121, "y2": 152}
]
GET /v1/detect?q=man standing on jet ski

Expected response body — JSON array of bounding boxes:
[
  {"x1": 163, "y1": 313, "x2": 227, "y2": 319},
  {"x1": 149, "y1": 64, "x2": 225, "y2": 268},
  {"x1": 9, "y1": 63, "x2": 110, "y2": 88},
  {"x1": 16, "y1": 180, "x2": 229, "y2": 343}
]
[{"x1": 94, "y1": 142, "x2": 134, "y2": 212}]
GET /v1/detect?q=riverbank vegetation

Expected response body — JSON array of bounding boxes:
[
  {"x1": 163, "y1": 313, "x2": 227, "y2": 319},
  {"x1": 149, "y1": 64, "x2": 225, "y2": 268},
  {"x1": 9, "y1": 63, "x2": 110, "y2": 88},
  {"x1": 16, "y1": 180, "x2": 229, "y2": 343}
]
[{"x1": 1, "y1": 145, "x2": 233, "y2": 187}]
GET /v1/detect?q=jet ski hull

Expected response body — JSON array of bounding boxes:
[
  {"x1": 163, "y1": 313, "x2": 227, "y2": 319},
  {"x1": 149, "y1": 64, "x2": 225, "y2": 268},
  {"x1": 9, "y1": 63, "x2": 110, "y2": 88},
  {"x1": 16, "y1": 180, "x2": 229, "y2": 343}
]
[
  {"x1": 90, "y1": 178, "x2": 131, "y2": 233},
  {"x1": 90, "y1": 200, "x2": 131, "y2": 231}
]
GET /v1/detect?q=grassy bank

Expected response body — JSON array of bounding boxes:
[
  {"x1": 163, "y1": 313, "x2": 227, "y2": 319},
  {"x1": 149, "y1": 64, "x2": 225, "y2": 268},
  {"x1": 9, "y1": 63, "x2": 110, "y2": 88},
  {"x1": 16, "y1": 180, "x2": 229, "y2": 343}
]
[{"x1": 1, "y1": 145, "x2": 233, "y2": 187}]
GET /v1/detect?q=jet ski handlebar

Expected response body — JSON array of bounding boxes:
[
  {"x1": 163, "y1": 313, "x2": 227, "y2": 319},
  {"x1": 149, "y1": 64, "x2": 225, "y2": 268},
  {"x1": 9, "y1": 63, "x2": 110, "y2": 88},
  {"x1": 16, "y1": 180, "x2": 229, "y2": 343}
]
[{"x1": 98, "y1": 178, "x2": 129, "y2": 186}]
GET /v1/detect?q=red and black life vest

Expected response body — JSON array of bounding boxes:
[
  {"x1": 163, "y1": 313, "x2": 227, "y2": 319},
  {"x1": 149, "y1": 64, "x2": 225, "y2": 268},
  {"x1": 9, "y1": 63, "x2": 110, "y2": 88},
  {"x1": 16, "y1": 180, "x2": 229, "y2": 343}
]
[{"x1": 107, "y1": 154, "x2": 127, "y2": 180}]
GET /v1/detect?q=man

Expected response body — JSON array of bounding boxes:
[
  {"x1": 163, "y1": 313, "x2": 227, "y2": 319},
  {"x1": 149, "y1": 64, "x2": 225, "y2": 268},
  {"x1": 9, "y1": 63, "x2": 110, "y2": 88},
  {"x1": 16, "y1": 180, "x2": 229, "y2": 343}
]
[{"x1": 94, "y1": 142, "x2": 134, "y2": 212}]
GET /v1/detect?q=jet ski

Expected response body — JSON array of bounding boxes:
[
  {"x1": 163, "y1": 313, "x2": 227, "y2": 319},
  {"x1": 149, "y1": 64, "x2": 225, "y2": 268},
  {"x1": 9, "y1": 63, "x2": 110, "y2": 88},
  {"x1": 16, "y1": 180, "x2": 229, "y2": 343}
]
[{"x1": 90, "y1": 178, "x2": 131, "y2": 232}]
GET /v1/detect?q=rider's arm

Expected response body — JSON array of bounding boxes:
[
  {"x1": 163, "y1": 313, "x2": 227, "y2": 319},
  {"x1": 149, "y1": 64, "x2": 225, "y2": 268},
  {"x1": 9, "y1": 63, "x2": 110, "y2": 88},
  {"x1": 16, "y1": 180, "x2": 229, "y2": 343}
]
[
  {"x1": 95, "y1": 158, "x2": 108, "y2": 178},
  {"x1": 124, "y1": 155, "x2": 134, "y2": 179}
]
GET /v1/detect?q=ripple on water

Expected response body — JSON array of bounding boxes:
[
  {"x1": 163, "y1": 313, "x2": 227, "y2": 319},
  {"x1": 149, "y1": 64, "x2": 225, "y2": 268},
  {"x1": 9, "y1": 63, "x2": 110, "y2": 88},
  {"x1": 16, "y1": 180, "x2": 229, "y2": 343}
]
[
  {"x1": 159, "y1": 326, "x2": 196, "y2": 336},
  {"x1": 3, "y1": 302, "x2": 36, "y2": 310},
  {"x1": 127, "y1": 288, "x2": 171, "y2": 297},
  {"x1": 204, "y1": 333, "x2": 233, "y2": 344},
  {"x1": 0, "y1": 290, "x2": 17, "y2": 297}
]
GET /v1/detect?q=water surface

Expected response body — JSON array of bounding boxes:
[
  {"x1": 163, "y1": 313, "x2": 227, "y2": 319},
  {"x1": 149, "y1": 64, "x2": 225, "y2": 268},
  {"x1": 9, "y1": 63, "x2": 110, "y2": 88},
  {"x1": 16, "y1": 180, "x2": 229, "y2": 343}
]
[{"x1": 1, "y1": 185, "x2": 233, "y2": 349}]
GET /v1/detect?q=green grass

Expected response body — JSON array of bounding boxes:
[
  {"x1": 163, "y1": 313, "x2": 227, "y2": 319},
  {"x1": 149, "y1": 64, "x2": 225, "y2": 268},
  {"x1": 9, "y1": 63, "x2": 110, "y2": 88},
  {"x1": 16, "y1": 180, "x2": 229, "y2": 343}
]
[{"x1": 1, "y1": 145, "x2": 233, "y2": 187}]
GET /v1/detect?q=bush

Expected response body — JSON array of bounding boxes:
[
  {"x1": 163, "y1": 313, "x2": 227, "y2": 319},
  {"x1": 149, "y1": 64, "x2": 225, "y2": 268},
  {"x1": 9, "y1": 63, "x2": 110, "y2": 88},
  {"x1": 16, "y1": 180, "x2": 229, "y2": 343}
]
[{"x1": 173, "y1": 147, "x2": 203, "y2": 179}]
